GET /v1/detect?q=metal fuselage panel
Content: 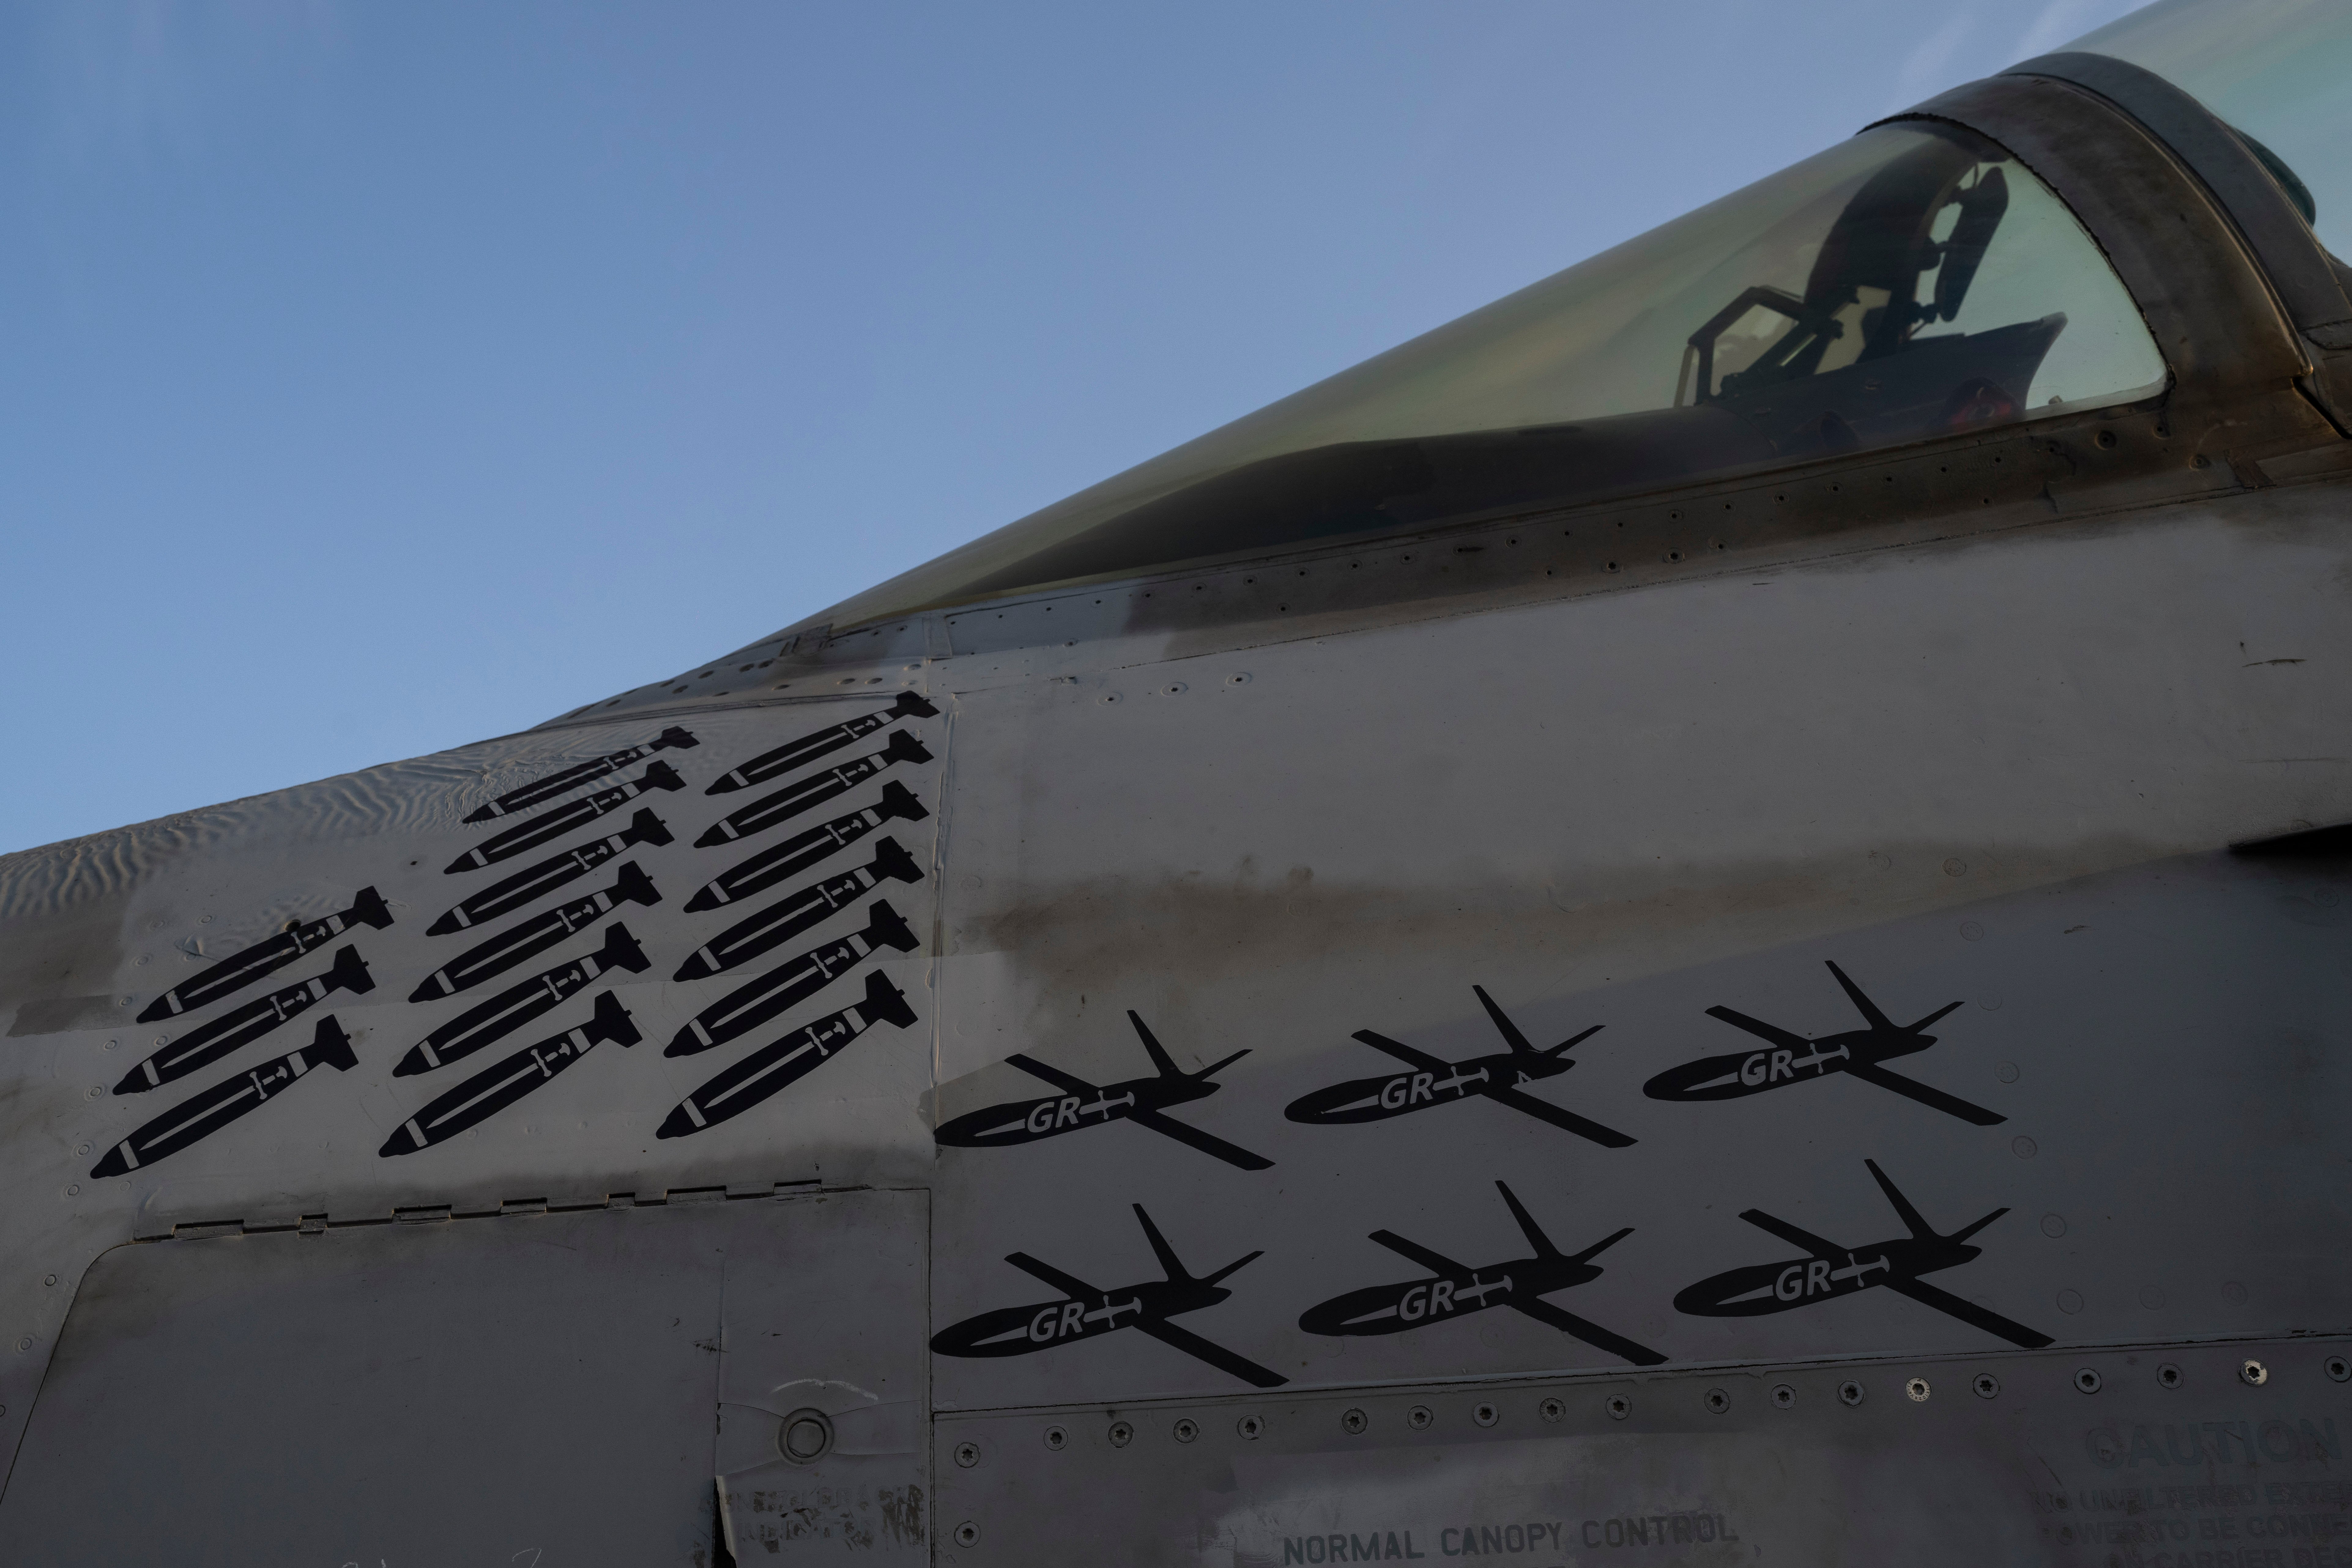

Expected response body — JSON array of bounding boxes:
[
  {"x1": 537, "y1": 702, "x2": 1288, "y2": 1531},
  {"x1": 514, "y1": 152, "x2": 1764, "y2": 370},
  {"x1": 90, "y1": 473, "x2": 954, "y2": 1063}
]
[{"x1": 0, "y1": 477, "x2": 2349, "y2": 1561}]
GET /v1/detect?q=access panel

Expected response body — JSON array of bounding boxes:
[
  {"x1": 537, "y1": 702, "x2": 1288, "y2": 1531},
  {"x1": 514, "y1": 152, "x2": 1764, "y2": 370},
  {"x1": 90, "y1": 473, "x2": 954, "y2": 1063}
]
[{"x1": 0, "y1": 1187, "x2": 927, "y2": 1566}]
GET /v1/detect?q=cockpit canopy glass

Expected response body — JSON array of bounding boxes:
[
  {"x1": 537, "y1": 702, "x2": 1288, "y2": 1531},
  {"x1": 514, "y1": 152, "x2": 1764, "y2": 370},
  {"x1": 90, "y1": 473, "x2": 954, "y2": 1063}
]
[
  {"x1": 826, "y1": 120, "x2": 2167, "y2": 627},
  {"x1": 2076, "y1": 0, "x2": 2352, "y2": 262}
]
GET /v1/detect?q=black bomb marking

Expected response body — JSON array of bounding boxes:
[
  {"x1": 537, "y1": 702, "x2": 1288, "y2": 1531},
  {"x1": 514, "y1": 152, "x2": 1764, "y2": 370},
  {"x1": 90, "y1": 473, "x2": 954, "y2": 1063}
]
[
  {"x1": 934, "y1": 1011, "x2": 1269, "y2": 1170},
  {"x1": 657, "y1": 969, "x2": 916, "y2": 1139},
  {"x1": 1286, "y1": 986, "x2": 1632, "y2": 1149},
  {"x1": 684, "y1": 782, "x2": 929, "y2": 912},
  {"x1": 929, "y1": 1204, "x2": 1286, "y2": 1389},
  {"x1": 1673, "y1": 1157, "x2": 2050, "y2": 1348},
  {"x1": 395, "y1": 923, "x2": 648, "y2": 1077},
  {"x1": 693, "y1": 731, "x2": 931, "y2": 848},
  {"x1": 1644, "y1": 960, "x2": 2001, "y2": 1125},
  {"x1": 666, "y1": 899, "x2": 916, "y2": 1057},
  {"x1": 463, "y1": 726, "x2": 697, "y2": 823},
  {"x1": 91, "y1": 1016, "x2": 360, "y2": 1178},
  {"x1": 446, "y1": 761, "x2": 686, "y2": 874},
  {"x1": 409, "y1": 862, "x2": 660, "y2": 1003},
  {"x1": 118, "y1": 946, "x2": 373, "y2": 1094},
  {"x1": 380, "y1": 992, "x2": 640, "y2": 1156},
  {"x1": 1299, "y1": 1181, "x2": 1662, "y2": 1366},
  {"x1": 706, "y1": 692, "x2": 937, "y2": 795},
  {"x1": 138, "y1": 887, "x2": 392, "y2": 1023},
  {"x1": 672, "y1": 837, "x2": 923, "y2": 982},
  {"x1": 427, "y1": 809, "x2": 671, "y2": 935}
]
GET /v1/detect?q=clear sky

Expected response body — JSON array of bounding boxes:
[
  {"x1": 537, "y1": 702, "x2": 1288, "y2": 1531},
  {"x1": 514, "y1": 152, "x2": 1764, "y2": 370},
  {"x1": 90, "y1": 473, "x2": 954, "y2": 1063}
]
[{"x1": 0, "y1": 0, "x2": 2144, "y2": 856}]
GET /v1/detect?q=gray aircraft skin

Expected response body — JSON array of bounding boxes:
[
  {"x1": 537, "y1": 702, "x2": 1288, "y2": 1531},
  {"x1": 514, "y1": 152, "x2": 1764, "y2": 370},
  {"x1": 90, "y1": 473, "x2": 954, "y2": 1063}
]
[{"x1": 7, "y1": 6, "x2": 2352, "y2": 1563}]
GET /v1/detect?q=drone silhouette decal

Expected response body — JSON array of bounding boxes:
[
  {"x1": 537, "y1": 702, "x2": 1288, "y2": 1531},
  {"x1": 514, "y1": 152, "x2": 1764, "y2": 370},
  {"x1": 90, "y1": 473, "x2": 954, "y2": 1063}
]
[
  {"x1": 935, "y1": 1011, "x2": 1269, "y2": 1170},
  {"x1": 1644, "y1": 960, "x2": 2002, "y2": 1125},
  {"x1": 1674, "y1": 1158, "x2": 2050, "y2": 1349},
  {"x1": 931, "y1": 1205, "x2": 1286, "y2": 1388},
  {"x1": 1287, "y1": 986, "x2": 1633, "y2": 1148},
  {"x1": 1299, "y1": 1181, "x2": 1662, "y2": 1366}
]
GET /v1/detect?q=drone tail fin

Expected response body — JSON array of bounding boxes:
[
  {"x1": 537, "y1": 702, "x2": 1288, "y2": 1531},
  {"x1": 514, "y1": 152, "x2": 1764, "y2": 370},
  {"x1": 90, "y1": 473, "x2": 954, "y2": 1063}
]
[
  {"x1": 1907, "y1": 998, "x2": 1965, "y2": 1034},
  {"x1": 1824, "y1": 960, "x2": 1897, "y2": 1032},
  {"x1": 1473, "y1": 986, "x2": 1538, "y2": 1055},
  {"x1": 1128, "y1": 1012, "x2": 1181, "y2": 1079},
  {"x1": 1133, "y1": 1204, "x2": 1191, "y2": 1283},
  {"x1": 1946, "y1": 1205, "x2": 2010, "y2": 1245},
  {"x1": 1494, "y1": 1181, "x2": 1562, "y2": 1260},
  {"x1": 1864, "y1": 1158, "x2": 1936, "y2": 1242}
]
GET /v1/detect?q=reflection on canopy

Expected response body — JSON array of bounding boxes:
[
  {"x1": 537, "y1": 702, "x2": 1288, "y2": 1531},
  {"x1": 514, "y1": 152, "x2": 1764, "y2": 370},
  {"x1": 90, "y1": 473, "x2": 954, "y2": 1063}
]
[{"x1": 826, "y1": 117, "x2": 2166, "y2": 627}]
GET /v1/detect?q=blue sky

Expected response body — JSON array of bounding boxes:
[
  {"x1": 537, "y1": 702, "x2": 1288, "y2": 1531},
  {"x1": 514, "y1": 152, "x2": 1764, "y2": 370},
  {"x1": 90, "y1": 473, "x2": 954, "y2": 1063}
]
[{"x1": 0, "y1": 0, "x2": 2143, "y2": 856}]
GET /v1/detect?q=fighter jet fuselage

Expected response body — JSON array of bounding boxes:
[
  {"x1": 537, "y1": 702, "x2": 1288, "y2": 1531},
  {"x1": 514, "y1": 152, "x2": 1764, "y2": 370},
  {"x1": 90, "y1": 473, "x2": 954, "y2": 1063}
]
[{"x1": 2, "y1": 13, "x2": 2346, "y2": 1562}]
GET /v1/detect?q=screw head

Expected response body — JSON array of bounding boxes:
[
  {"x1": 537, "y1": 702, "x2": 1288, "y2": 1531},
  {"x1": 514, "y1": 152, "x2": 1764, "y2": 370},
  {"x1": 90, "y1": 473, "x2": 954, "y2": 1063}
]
[
  {"x1": 1906, "y1": 1378, "x2": 1931, "y2": 1403},
  {"x1": 1042, "y1": 1425, "x2": 1068, "y2": 1451},
  {"x1": 2157, "y1": 1363, "x2": 2183, "y2": 1389},
  {"x1": 1236, "y1": 1414, "x2": 1264, "y2": 1440},
  {"x1": 1108, "y1": 1420, "x2": 1134, "y2": 1448},
  {"x1": 2326, "y1": 1357, "x2": 2350, "y2": 1384},
  {"x1": 1538, "y1": 1397, "x2": 1565, "y2": 1423},
  {"x1": 778, "y1": 1409, "x2": 833, "y2": 1464},
  {"x1": 1704, "y1": 1388, "x2": 1731, "y2": 1414},
  {"x1": 1172, "y1": 1418, "x2": 1199, "y2": 1443},
  {"x1": 1406, "y1": 1405, "x2": 1434, "y2": 1431},
  {"x1": 1771, "y1": 1384, "x2": 1796, "y2": 1409},
  {"x1": 1341, "y1": 1408, "x2": 1368, "y2": 1435},
  {"x1": 41, "y1": 1275, "x2": 55, "y2": 1288},
  {"x1": 1472, "y1": 1402, "x2": 1499, "y2": 1428},
  {"x1": 953, "y1": 1440, "x2": 981, "y2": 1468},
  {"x1": 2242, "y1": 1359, "x2": 2269, "y2": 1387},
  {"x1": 1838, "y1": 1380, "x2": 1866, "y2": 1407},
  {"x1": 954, "y1": 1522, "x2": 981, "y2": 1548},
  {"x1": 2075, "y1": 1368, "x2": 2104, "y2": 1394},
  {"x1": 1605, "y1": 1395, "x2": 1631, "y2": 1421},
  {"x1": 1974, "y1": 1373, "x2": 2002, "y2": 1399}
]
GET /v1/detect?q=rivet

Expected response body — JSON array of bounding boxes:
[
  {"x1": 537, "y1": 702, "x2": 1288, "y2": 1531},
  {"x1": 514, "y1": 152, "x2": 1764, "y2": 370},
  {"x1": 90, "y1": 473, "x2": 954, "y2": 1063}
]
[
  {"x1": 2012, "y1": 1136, "x2": 2038, "y2": 1160},
  {"x1": 2241, "y1": 1359, "x2": 2269, "y2": 1387},
  {"x1": 2041, "y1": 1214, "x2": 2066, "y2": 1238},
  {"x1": 42, "y1": 1275, "x2": 56, "y2": 1287},
  {"x1": 1960, "y1": 920, "x2": 1985, "y2": 941},
  {"x1": 2058, "y1": 1289, "x2": 2085, "y2": 1313},
  {"x1": 1997, "y1": 1061, "x2": 2020, "y2": 1083},
  {"x1": 1942, "y1": 858, "x2": 1967, "y2": 877},
  {"x1": 15, "y1": 1338, "x2": 29, "y2": 1352},
  {"x1": 1906, "y1": 1378, "x2": 1931, "y2": 1403}
]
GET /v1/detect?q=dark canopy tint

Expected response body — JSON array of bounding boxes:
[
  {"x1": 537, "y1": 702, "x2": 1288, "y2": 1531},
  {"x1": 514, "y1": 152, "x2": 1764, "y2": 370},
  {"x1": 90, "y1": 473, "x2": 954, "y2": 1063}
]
[{"x1": 825, "y1": 119, "x2": 2164, "y2": 627}]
